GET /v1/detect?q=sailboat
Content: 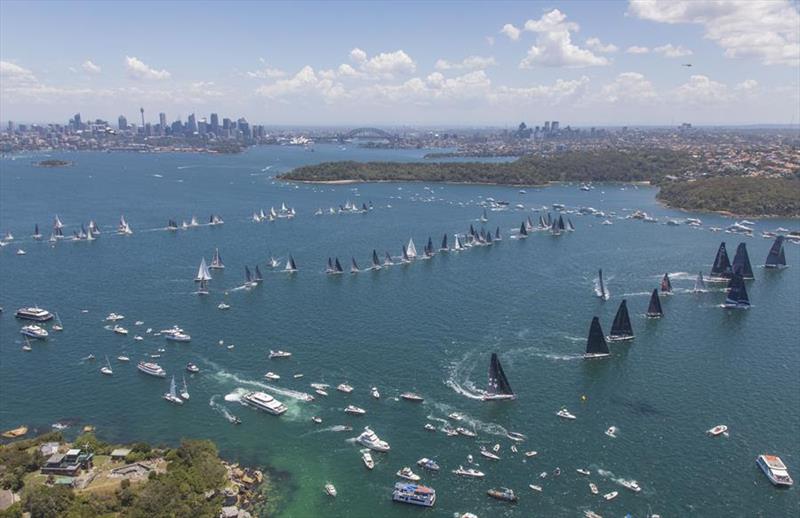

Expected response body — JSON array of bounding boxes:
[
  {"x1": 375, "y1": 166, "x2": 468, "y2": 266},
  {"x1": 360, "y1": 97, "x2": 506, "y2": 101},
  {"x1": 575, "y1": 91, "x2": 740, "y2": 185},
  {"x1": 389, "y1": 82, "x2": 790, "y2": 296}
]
[
  {"x1": 210, "y1": 248, "x2": 224, "y2": 269},
  {"x1": 567, "y1": 218, "x2": 576, "y2": 232},
  {"x1": 195, "y1": 258, "x2": 212, "y2": 295},
  {"x1": 483, "y1": 353, "x2": 515, "y2": 401},
  {"x1": 597, "y1": 269, "x2": 608, "y2": 300},
  {"x1": 254, "y1": 265, "x2": 263, "y2": 284},
  {"x1": 693, "y1": 272, "x2": 706, "y2": 292},
  {"x1": 406, "y1": 238, "x2": 418, "y2": 260},
  {"x1": 401, "y1": 245, "x2": 410, "y2": 263},
  {"x1": 607, "y1": 300, "x2": 634, "y2": 341},
  {"x1": 285, "y1": 255, "x2": 297, "y2": 273},
  {"x1": 425, "y1": 237, "x2": 435, "y2": 258},
  {"x1": 118, "y1": 215, "x2": 133, "y2": 235},
  {"x1": 584, "y1": 317, "x2": 610, "y2": 358},
  {"x1": 440, "y1": 234, "x2": 448, "y2": 252},
  {"x1": 269, "y1": 255, "x2": 280, "y2": 268},
  {"x1": 244, "y1": 266, "x2": 254, "y2": 287},
  {"x1": 480, "y1": 209, "x2": 488, "y2": 223},
  {"x1": 723, "y1": 273, "x2": 750, "y2": 309},
  {"x1": 383, "y1": 251, "x2": 394, "y2": 266},
  {"x1": 163, "y1": 376, "x2": 184, "y2": 405},
  {"x1": 100, "y1": 356, "x2": 113, "y2": 376},
  {"x1": 89, "y1": 220, "x2": 100, "y2": 236},
  {"x1": 646, "y1": 289, "x2": 663, "y2": 318},
  {"x1": 52, "y1": 313, "x2": 63, "y2": 332},
  {"x1": 326, "y1": 257, "x2": 335, "y2": 274},
  {"x1": 180, "y1": 376, "x2": 190, "y2": 400},
  {"x1": 551, "y1": 218, "x2": 561, "y2": 236},
  {"x1": 765, "y1": 236, "x2": 787, "y2": 268},
  {"x1": 526, "y1": 217, "x2": 534, "y2": 232},
  {"x1": 333, "y1": 257, "x2": 344, "y2": 274},
  {"x1": 732, "y1": 242, "x2": 754, "y2": 279},
  {"x1": 32, "y1": 224, "x2": 42, "y2": 240},
  {"x1": 85, "y1": 224, "x2": 95, "y2": 241},
  {"x1": 709, "y1": 242, "x2": 733, "y2": 281},
  {"x1": 53, "y1": 215, "x2": 64, "y2": 230},
  {"x1": 495, "y1": 227, "x2": 502, "y2": 241},
  {"x1": 190, "y1": 216, "x2": 199, "y2": 227},
  {"x1": 453, "y1": 235, "x2": 464, "y2": 251},
  {"x1": 350, "y1": 257, "x2": 360, "y2": 274},
  {"x1": 370, "y1": 250, "x2": 382, "y2": 270},
  {"x1": 519, "y1": 222, "x2": 528, "y2": 238},
  {"x1": 660, "y1": 273, "x2": 672, "y2": 294}
]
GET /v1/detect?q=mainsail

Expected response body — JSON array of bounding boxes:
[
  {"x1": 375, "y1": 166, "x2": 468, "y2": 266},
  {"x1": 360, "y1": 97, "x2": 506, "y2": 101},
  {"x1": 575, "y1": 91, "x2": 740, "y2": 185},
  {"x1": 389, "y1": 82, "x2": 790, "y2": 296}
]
[
  {"x1": 440, "y1": 234, "x2": 448, "y2": 251},
  {"x1": 195, "y1": 258, "x2": 212, "y2": 282},
  {"x1": 406, "y1": 238, "x2": 417, "y2": 259},
  {"x1": 646, "y1": 289, "x2": 663, "y2": 317},
  {"x1": 245, "y1": 266, "x2": 253, "y2": 284},
  {"x1": 351, "y1": 257, "x2": 360, "y2": 273},
  {"x1": 765, "y1": 236, "x2": 786, "y2": 268},
  {"x1": 285, "y1": 255, "x2": 297, "y2": 272},
  {"x1": 426, "y1": 237, "x2": 435, "y2": 257},
  {"x1": 402, "y1": 245, "x2": 410, "y2": 262},
  {"x1": 335, "y1": 257, "x2": 344, "y2": 273},
  {"x1": 661, "y1": 273, "x2": 672, "y2": 293},
  {"x1": 694, "y1": 272, "x2": 706, "y2": 292},
  {"x1": 732, "y1": 242, "x2": 754, "y2": 279},
  {"x1": 710, "y1": 242, "x2": 733, "y2": 279},
  {"x1": 519, "y1": 222, "x2": 528, "y2": 237},
  {"x1": 495, "y1": 226, "x2": 501, "y2": 240},
  {"x1": 210, "y1": 248, "x2": 224, "y2": 269},
  {"x1": 254, "y1": 265, "x2": 263, "y2": 282},
  {"x1": 608, "y1": 300, "x2": 634, "y2": 340},
  {"x1": 598, "y1": 269, "x2": 606, "y2": 300},
  {"x1": 372, "y1": 250, "x2": 381, "y2": 269},
  {"x1": 485, "y1": 353, "x2": 514, "y2": 400},
  {"x1": 584, "y1": 317, "x2": 610, "y2": 357},
  {"x1": 724, "y1": 273, "x2": 750, "y2": 308},
  {"x1": 558, "y1": 215, "x2": 566, "y2": 230},
  {"x1": 383, "y1": 252, "x2": 393, "y2": 266},
  {"x1": 567, "y1": 218, "x2": 575, "y2": 231}
]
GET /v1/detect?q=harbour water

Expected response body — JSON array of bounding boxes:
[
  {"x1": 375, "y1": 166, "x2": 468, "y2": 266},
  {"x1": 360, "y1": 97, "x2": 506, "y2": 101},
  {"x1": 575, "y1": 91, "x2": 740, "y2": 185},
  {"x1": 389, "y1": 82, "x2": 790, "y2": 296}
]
[{"x1": 1, "y1": 145, "x2": 798, "y2": 517}]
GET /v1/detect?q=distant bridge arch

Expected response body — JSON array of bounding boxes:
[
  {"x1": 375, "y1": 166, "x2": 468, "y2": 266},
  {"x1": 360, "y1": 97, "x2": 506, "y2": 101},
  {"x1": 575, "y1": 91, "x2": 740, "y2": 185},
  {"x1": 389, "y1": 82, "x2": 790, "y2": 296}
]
[{"x1": 343, "y1": 127, "x2": 398, "y2": 140}]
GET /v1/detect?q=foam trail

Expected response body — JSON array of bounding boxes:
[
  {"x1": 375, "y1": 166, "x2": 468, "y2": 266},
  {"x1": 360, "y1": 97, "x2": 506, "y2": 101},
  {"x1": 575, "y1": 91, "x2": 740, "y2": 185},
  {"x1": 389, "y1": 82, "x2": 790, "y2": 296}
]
[
  {"x1": 213, "y1": 369, "x2": 315, "y2": 401},
  {"x1": 593, "y1": 276, "x2": 610, "y2": 300},
  {"x1": 445, "y1": 351, "x2": 486, "y2": 400},
  {"x1": 210, "y1": 394, "x2": 239, "y2": 422}
]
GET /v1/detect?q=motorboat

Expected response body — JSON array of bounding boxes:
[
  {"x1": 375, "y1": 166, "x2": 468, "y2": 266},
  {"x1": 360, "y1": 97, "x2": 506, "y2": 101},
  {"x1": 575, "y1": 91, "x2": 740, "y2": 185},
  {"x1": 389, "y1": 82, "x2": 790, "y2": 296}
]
[
  {"x1": 186, "y1": 363, "x2": 200, "y2": 373},
  {"x1": 269, "y1": 350, "x2": 292, "y2": 359},
  {"x1": 324, "y1": 483, "x2": 337, "y2": 498},
  {"x1": 528, "y1": 484, "x2": 542, "y2": 492},
  {"x1": 242, "y1": 391, "x2": 287, "y2": 415},
  {"x1": 217, "y1": 302, "x2": 230, "y2": 310},
  {"x1": 556, "y1": 408, "x2": 576, "y2": 420},
  {"x1": 371, "y1": 387, "x2": 380, "y2": 399},
  {"x1": 137, "y1": 361, "x2": 166, "y2": 378},
  {"x1": 20, "y1": 325, "x2": 48, "y2": 339},
  {"x1": 603, "y1": 491, "x2": 618, "y2": 501},
  {"x1": 424, "y1": 423, "x2": 436, "y2": 432},
  {"x1": 15, "y1": 306, "x2": 53, "y2": 322},
  {"x1": 396, "y1": 467, "x2": 421, "y2": 481},
  {"x1": 448, "y1": 412, "x2": 464, "y2": 421},
  {"x1": 605, "y1": 426, "x2": 618, "y2": 438},
  {"x1": 134, "y1": 335, "x2": 143, "y2": 341},
  {"x1": 443, "y1": 427, "x2": 459, "y2": 437},
  {"x1": 620, "y1": 479, "x2": 642, "y2": 492},
  {"x1": 417, "y1": 458, "x2": 440, "y2": 471},
  {"x1": 707, "y1": 424, "x2": 728, "y2": 437},
  {"x1": 589, "y1": 483, "x2": 598, "y2": 495},
  {"x1": 757, "y1": 454, "x2": 794, "y2": 486},
  {"x1": 344, "y1": 405, "x2": 366, "y2": 415},
  {"x1": 356, "y1": 427, "x2": 390, "y2": 452},
  {"x1": 524, "y1": 451, "x2": 538, "y2": 457},
  {"x1": 507, "y1": 431, "x2": 526, "y2": 442},
  {"x1": 264, "y1": 372, "x2": 281, "y2": 381},
  {"x1": 105, "y1": 313, "x2": 125, "y2": 322},
  {"x1": 577, "y1": 468, "x2": 591, "y2": 476},
  {"x1": 585, "y1": 511, "x2": 602, "y2": 518},
  {"x1": 479, "y1": 447, "x2": 500, "y2": 461},
  {"x1": 392, "y1": 482, "x2": 436, "y2": 507},
  {"x1": 452, "y1": 466, "x2": 484, "y2": 478},
  {"x1": 165, "y1": 330, "x2": 191, "y2": 342},
  {"x1": 456, "y1": 427, "x2": 476, "y2": 437},
  {"x1": 487, "y1": 487, "x2": 517, "y2": 502},
  {"x1": 112, "y1": 325, "x2": 128, "y2": 335},
  {"x1": 311, "y1": 416, "x2": 322, "y2": 424},
  {"x1": 315, "y1": 389, "x2": 328, "y2": 397},
  {"x1": 310, "y1": 383, "x2": 329, "y2": 390},
  {"x1": 400, "y1": 392, "x2": 424, "y2": 402},
  {"x1": 337, "y1": 383, "x2": 354, "y2": 393},
  {"x1": 293, "y1": 373, "x2": 303, "y2": 379},
  {"x1": 117, "y1": 355, "x2": 130, "y2": 362},
  {"x1": 362, "y1": 451, "x2": 375, "y2": 470}
]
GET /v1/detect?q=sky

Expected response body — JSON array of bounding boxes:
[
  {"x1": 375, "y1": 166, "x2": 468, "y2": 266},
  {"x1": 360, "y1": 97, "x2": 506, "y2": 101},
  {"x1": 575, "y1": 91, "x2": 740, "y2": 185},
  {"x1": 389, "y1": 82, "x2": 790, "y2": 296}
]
[{"x1": 1, "y1": 0, "x2": 798, "y2": 126}]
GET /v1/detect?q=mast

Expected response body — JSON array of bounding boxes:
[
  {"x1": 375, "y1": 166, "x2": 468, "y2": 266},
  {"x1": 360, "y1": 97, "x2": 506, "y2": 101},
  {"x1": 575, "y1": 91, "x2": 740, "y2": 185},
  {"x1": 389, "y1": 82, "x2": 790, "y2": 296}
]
[
  {"x1": 710, "y1": 242, "x2": 733, "y2": 279},
  {"x1": 765, "y1": 236, "x2": 786, "y2": 268},
  {"x1": 646, "y1": 289, "x2": 663, "y2": 317},
  {"x1": 609, "y1": 299, "x2": 634, "y2": 339},
  {"x1": 725, "y1": 273, "x2": 750, "y2": 308},
  {"x1": 584, "y1": 317, "x2": 610, "y2": 357},
  {"x1": 661, "y1": 273, "x2": 672, "y2": 293},
  {"x1": 732, "y1": 242, "x2": 754, "y2": 279},
  {"x1": 486, "y1": 353, "x2": 514, "y2": 398}
]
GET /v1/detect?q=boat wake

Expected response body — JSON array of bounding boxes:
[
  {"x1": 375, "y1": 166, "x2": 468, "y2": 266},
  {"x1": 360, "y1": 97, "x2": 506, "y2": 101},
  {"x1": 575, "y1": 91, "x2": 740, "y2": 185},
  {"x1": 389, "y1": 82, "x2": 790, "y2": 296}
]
[
  {"x1": 213, "y1": 369, "x2": 315, "y2": 402},
  {"x1": 620, "y1": 291, "x2": 652, "y2": 297},
  {"x1": 210, "y1": 394, "x2": 240, "y2": 423},
  {"x1": 429, "y1": 403, "x2": 511, "y2": 437},
  {"x1": 593, "y1": 277, "x2": 610, "y2": 300}
]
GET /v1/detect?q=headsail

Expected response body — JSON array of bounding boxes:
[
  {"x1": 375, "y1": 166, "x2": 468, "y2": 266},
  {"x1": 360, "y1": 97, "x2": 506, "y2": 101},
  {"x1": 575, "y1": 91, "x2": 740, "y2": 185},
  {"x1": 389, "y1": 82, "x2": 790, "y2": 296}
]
[
  {"x1": 351, "y1": 257, "x2": 360, "y2": 273},
  {"x1": 285, "y1": 255, "x2": 297, "y2": 272},
  {"x1": 660, "y1": 273, "x2": 672, "y2": 293},
  {"x1": 335, "y1": 257, "x2": 344, "y2": 273},
  {"x1": 195, "y1": 258, "x2": 212, "y2": 282},
  {"x1": 646, "y1": 289, "x2": 663, "y2": 317},
  {"x1": 608, "y1": 300, "x2": 634, "y2": 340},
  {"x1": 724, "y1": 273, "x2": 750, "y2": 308},
  {"x1": 710, "y1": 242, "x2": 733, "y2": 279},
  {"x1": 406, "y1": 238, "x2": 417, "y2": 259},
  {"x1": 732, "y1": 242, "x2": 754, "y2": 279},
  {"x1": 254, "y1": 265, "x2": 263, "y2": 282},
  {"x1": 765, "y1": 236, "x2": 786, "y2": 268},
  {"x1": 383, "y1": 252, "x2": 393, "y2": 266},
  {"x1": 485, "y1": 353, "x2": 515, "y2": 400},
  {"x1": 584, "y1": 317, "x2": 610, "y2": 358}
]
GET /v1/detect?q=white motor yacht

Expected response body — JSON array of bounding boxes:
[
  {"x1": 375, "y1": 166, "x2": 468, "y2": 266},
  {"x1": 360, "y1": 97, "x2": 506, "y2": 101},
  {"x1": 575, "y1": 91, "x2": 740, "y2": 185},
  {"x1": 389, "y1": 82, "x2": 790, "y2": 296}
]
[
  {"x1": 396, "y1": 467, "x2": 420, "y2": 481},
  {"x1": 117, "y1": 355, "x2": 130, "y2": 362},
  {"x1": 479, "y1": 447, "x2": 500, "y2": 461},
  {"x1": 524, "y1": 451, "x2": 538, "y2": 457},
  {"x1": 20, "y1": 325, "x2": 48, "y2": 339},
  {"x1": 603, "y1": 491, "x2": 618, "y2": 501},
  {"x1": 337, "y1": 383, "x2": 353, "y2": 393},
  {"x1": 242, "y1": 391, "x2": 287, "y2": 416},
  {"x1": 424, "y1": 424, "x2": 436, "y2": 432},
  {"x1": 529, "y1": 484, "x2": 542, "y2": 492},
  {"x1": 757, "y1": 454, "x2": 794, "y2": 486},
  {"x1": 371, "y1": 386, "x2": 380, "y2": 399},
  {"x1": 589, "y1": 483, "x2": 599, "y2": 495},
  {"x1": 112, "y1": 325, "x2": 128, "y2": 335},
  {"x1": 269, "y1": 350, "x2": 292, "y2": 359},
  {"x1": 105, "y1": 313, "x2": 125, "y2": 322},
  {"x1": 620, "y1": 479, "x2": 642, "y2": 492},
  {"x1": 324, "y1": 483, "x2": 337, "y2": 498},
  {"x1": 15, "y1": 306, "x2": 53, "y2": 322},
  {"x1": 345, "y1": 405, "x2": 366, "y2": 415},
  {"x1": 362, "y1": 450, "x2": 375, "y2": 469},
  {"x1": 264, "y1": 372, "x2": 281, "y2": 380},
  {"x1": 452, "y1": 466, "x2": 484, "y2": 478},
  {"x1": 556, "y1": 408, "x2": 576, "y2": 420},
  {"x1": 137, "y1": 361, "x2": 166, "y2": 378},
  {"x1": 456, "y1": 427, "x2": 476, "y2": 437},
  {"x1": 356, "y1": 427, "x2": 390, "y2": 452}
]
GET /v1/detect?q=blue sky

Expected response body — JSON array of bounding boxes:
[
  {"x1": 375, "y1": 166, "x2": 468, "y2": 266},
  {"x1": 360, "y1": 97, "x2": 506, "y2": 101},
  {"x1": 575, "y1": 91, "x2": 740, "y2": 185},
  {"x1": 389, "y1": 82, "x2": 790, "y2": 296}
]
[{"x1": 1, "y1": 0, "x2": 798, "y2": 126}]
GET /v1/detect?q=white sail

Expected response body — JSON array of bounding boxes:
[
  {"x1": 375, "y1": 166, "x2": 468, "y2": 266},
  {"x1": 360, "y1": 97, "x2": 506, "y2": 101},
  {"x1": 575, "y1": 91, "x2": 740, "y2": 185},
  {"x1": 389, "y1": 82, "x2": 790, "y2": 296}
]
[
  {"x1": 281, "y1": 202, "x2": 288, "y2": 212},
  {"x1": 54, "y1": 215, "x2": 64, "y2": 229},
  {"x1": 270, "y1": 207, "x2": 277, "y2": 217},
  {"x1": 170, "y1": 376, "x2": 178, "y2": 398},
  {"x1": 406, "y1": 238, "x2": 418, "y2": 259},
  {"x1": 196, "y1": 258, "x2": 212, "y2": 281}
]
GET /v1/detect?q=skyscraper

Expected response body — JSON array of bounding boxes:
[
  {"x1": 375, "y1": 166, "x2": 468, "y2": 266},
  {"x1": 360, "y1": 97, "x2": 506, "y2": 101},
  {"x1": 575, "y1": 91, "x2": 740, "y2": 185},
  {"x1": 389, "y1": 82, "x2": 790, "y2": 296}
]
[
  {"x1": 159, "y1": 112, "x2": 167, "y2": 135},
  {"x1": 73, "y1": 113, "x2": 82, "y2": 131},
  {"x1": 187, "y1": 113, "x2": 197, "y2": 133},
  {"x1": 210, "y1": 113, "x2": 219, "y2": 133},
  {"x1": 118, "y1": 115, "x2": 128, "y2": 130},
  {"x1": 551, "y1": 121, "x2": 559, "y2": 133},
  {"x1": 139, "y1": 108, "x2": 145, "y2": 131}
]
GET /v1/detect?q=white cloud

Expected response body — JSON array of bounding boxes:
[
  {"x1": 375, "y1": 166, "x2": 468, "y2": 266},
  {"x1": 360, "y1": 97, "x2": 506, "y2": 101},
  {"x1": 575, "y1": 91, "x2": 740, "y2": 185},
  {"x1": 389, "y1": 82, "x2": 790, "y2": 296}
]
[
  {"x1": 349, "y1": 48, "x2": 367, "y2": 64},
  {"x1": 125, "y1": 56, "x2": 171, "y2": 80},
  {"x1": 628, "y1": 0, "x2": 800, "y2": 66},
  {"x1": 586, "y1": 37, "x2": 618, "y2": 53},
  {"x1": 653, "y1": 43, "x2": 693, "y2": 58},
  {"x1": 337, "y1": 63, "x2": 359, "y2": 77},
  {"x1": 494, "y1": 76, "x2": 591, "y2": 104},
  {"x1": 361, "y1": 50, "x2": 416, "y2": 77},
  {"x1": 500, "y1": 23, "x2": 521, "y2": 41},
  {"x1": 735, "y1": 79, "x2": 758, "y2": 91},
  {"x1": 255, "y1": 65, "x2": 345, "y2": 103},
  {"x1": 599, "y1": 72, "x2": 656, "y2": 102},
  {"x1": 0, "y1": 60, "x2": 36, "y2": 83},
  {"x1": 81, "y1": 60, "x2": 101, "y2": 74},
  {"x1": 246, "y1": 67, "x2": 285, "y2": 79},
  {"x1": 519, "y1": 9, "x2": 609, "y2": 68},
  {"x1": 674, "y1": 74, "x2": 730, "y2": 103},
  {"x1": 435, "y1": 56, "x2": 497, "y2": 71},
  {"x1": 626, "y1": 46, "x2": 650, "y2": 54}
]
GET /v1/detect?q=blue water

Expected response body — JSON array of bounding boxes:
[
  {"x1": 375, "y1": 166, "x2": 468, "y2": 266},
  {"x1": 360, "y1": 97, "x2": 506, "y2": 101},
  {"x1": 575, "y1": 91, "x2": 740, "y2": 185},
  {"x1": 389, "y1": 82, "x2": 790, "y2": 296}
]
[{"x1": 1, "y1": 145, "x2": 798, "y2": 517}]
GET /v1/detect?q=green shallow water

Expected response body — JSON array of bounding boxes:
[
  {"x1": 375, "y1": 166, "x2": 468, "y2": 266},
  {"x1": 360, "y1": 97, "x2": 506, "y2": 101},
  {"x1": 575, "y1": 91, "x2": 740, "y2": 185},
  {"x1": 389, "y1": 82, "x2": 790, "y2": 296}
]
[{"x1": 0, "y1": 145, "x2": 798, "y2": 517}]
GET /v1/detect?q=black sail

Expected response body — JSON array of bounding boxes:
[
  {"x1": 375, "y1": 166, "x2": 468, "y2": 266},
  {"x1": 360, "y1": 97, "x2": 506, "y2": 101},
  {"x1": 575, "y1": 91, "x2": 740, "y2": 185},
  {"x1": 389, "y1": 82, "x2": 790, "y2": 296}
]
[
  {"x1": 598, "y1": 269, "x2": 606, "y2": 299},
  {"x1": 334, "y1": 257, "x2": 343, "y2": 272},
  {"x1": 765, "y1": 236, "x2": 786, "y2": 267},
  {"x1": 519, "y1": 222, "x2": 528, "y2": 236},
  {"x1": 487, "y1": 353, "x2": 514, "y2": 396},
  {"x1": 372, "y1": 250, "x2": 380, "y2": 267},
  {"x1": 558, "y1": 215, "x2": 566, "y2": 230},
  {"x1": 647, "y1": 288, "x2": 663, "y2": 317},
  {"x1": 661, "y1": 273, "x2": 672, "y2": 293},
  {"x1": 710, "y1": 242, "x2": 733, "y2": 278},
  {"x1": 732, "y1": 242, "x2": 754, "y2": 279},
  {"x1": 245, "y1": 266, "x2": 252, "y2": 283},
  {"x1": 441, "y1": 234, "x2": 448, "y2": 250},
  {"x1": 254, "y1": 265, "x2": 263, "y2": 281},
  {"x1": 725, "y1": 273, "x2": 750, "y2": 307},
  {"x1": 585, "y1": 317, "x2": 610, "y2": 356},
  {"x1": 610, "y1": 299, "x2": 634, "y2": 338}
]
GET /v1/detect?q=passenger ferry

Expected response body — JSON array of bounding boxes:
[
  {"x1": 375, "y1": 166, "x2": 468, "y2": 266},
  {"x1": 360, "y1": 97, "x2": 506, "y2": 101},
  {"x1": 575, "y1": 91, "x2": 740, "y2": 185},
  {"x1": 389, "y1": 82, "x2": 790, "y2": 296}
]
[
  {"x1": 15, "y1": 306, "x2": 53, "y2": 322},
  {"x1": 392, "y1": 482, "x2": 436, "y2": 507},
  {"x1": 757, "y1": 454, "x2": 793, "y2": 487},
  {"x1": 137, "y1": 361, "x2": 166, "y2": 378},
  {"x1": 242, "y1": 391, "x2": 287, "y2": 416}
]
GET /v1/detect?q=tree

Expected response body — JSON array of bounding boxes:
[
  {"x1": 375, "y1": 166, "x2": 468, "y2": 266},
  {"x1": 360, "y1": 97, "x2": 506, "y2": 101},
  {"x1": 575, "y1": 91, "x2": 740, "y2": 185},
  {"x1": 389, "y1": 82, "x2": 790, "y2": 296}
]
[{"x1": 22, "y1": 485, "x2": 74, "y2": 518}]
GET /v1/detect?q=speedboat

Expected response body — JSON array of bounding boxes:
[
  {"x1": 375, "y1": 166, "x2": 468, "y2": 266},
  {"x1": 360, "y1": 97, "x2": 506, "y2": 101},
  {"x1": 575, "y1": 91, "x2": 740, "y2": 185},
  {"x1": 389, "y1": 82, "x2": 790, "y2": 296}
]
[
  {"x1": 310, "y1": 383, "x2": 329, "y2": 390},
  {"x1": 241, "y1": 391, "x2": 287, "y2": 415},
  {"x1": 264, "y1": 372, "x2": 281, "y2": 380},
  {"x1": 524, "y1": 451, "x2": 538, "y2": 457},
  {"x1": 487, "y1": 487, "x2": 517, "y2": 502},
  {"x1": 15, "y1": 306, "x2": 53, "y2": 322},
  {"x1": 556, "y1": 408, "x2": 576, "y2": 420},
  {"x1": 392, "y1": 482, "x2": 436, "y2": 507},
  {"x1": 217, "y1": 302, "x2": 230, "y2": 310},
  {"x1": 577, "y1": 468, "x2": 591, "y2": 476},
  {"x1": 585, "y1": 511, "x2": 602, "y2": 518},
  {"x1": 311, "y1": 416, "x2": 322, "y2": 424},
  {"x1": 424, "y1": 423, "x2": 436, "y2": 432},
  {"x1": 443, "y1": 427, "x2": 459, "y2": 437},
  {"x1": 20, "y1": 325, "x2": 48, "y2": 339},
  {"x1": 337, "y1": 383, "x2": 353, "y2": 393},
  {"x1": 417, "y1": 458, "x2": 440, "y2": 471},
  {"x1": 269, "y1": 350, "x2": 292, "y2": 359},
  {"x1": 529, "y1": 484, "x2": 542, "y2": 492},
  {"x1": 452, "y1": 466, "x2": 484, "y2": 478},
  {"x1": 448, "y1": 412, "x2": 464, "y2": 421},
  {"x1": 112, "y1": 325, "x2": 128, "y2": 335},
  {"x1": 362, "y1": 451, "x2": 375, "y2": 470},
  {"x1": 134, "y1": 335, "x2": 143, "y2": 341},
  {"x1": 396, "y1": 467, "x2": 421, "y2": 481},
  {"x1": 620, "y1": 479, "x2": 642, "y2": 492},
  {"x1": 105, "y1": 312, "x2": 125, "y2": 322},
  {"x1": 356, "y1": 427, "x2": 390, "y2": 452},
  {"x1": 15, "y1": 249, "x2": 25, "y2": 255},
  {"x1": 293, "y1": 373, "x2": 304, "y2": 379},
  {"x1": 603, "y1": 491, "x2": 618, "y2": 501},
  {"x1": 507, "y1": 431, "x2": 526, "y2": 442},
  {"x1": 589, "y1": 483, "x2": 599, "y2": 495},
  {"x1": 117, "y1": 355, "x2": 130, "y2": 362},
  {"x1": 315, "y1": 389, "x2": 328, "y2": 397},
  {"x1": 605, "y1": 426, "x2": 618, "y2": 438},
  {"x1": 479, "y1": 447, "x2": 500, "y2": 461},
  {"x1": 400, "y1": 392, "x2": 424, "y2": 402},
  {"x1": 456, "y1": 427, "x2": 476, "y2": 437},
  {"x1": 707, "y1": 424, "x2": 728, "y2": 436},
  {"x1": 137, "y1": 361, "x2": 166, "y2": 378},
  {"x1": 165, "y1": 330, "x2": 190, "y2": 342},
  {"x1": 324, "y1": 483, "x2": 337, "y2": 498},
  {"x1": 757, "y1": 454, "x2": 794, "y2": 486},
  {"x1": 371, "y1": 387, "x2": 380, "y2": 399},
  {"x1": 186, "y1": 363, "x2": 200, "y2": 373},
  {"x1": 344, "y1": 405, "x2": 366, "y2": 415}
]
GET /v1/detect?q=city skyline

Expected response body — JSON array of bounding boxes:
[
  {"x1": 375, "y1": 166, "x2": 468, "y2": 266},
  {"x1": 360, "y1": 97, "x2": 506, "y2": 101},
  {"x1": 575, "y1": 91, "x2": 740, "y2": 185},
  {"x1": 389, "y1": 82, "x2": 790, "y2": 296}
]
[{"x1": 1, "y1": 0, "x2": 799, "y2": 126}]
